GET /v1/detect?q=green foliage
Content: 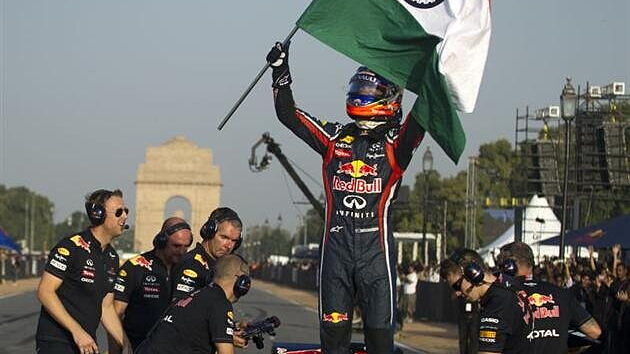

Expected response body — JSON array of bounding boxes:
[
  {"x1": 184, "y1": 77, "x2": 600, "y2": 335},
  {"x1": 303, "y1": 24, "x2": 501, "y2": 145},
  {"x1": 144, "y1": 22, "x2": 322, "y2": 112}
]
[
  {"x1": 53, "y1": 211, "x2": 91, "y2": 242},
  {"x1": 0, "y1": 185, "x2": 55, "y2": 252},
  {"x1": 294, "y1": 208, "x2": 324, "y2": 246},
  {"x1": 241, "y1": 222, "x2": 292, "y2": 262}
]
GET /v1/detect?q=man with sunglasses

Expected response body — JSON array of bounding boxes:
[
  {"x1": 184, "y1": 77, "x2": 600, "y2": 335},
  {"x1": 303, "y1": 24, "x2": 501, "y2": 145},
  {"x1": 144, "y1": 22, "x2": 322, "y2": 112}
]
[
  {"x1": 497, "y1": 242, "x2": 601, "y2": 352},
  {"x1": 440, "y1": 249, "x2": 531, "y2": 353},
  {"x1": 36, "y1": 189, "x2": 131, "y2": 354},
  {"x1": 110, "y1": 217, "x2": 193, "y2": 351},
  {"x1": 136, "y1": 254, "x2": 251, "y2": 354}
]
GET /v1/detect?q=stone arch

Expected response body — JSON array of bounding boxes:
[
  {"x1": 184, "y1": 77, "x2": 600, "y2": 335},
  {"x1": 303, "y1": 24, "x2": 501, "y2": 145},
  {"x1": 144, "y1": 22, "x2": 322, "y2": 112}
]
[
  {"x1": 134, "y1": 136, "x2": 221, "y2": 252},
  {"x1": 164, "y1": 195, "x2": 192, "y2": 221}
]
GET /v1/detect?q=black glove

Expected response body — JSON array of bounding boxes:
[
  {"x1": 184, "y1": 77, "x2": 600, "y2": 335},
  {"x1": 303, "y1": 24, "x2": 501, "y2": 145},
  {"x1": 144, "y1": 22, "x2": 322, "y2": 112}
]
[{"x1": 266, "y1": 41, "x2": 292, "y2": 89}]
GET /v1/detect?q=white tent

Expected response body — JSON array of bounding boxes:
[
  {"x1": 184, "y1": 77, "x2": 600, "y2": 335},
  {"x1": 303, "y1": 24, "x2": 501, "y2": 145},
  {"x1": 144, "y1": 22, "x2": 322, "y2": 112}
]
[{"x1": 478, "y1": 195, "x2": 563, "y2": 266}]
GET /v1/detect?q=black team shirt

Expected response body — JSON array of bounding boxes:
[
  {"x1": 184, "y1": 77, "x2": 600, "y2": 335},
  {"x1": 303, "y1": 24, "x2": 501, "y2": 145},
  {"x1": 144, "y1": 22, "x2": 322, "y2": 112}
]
[
  {"x1": 478, "y1": 282, "x2": 531, "y2": 353},
  {"x1": 36, "y1": 229, "x2": 119, "y2": 343},
  {"x1": 170, "y1": 242, "x2": 216, "y2": 300},
  {"x1": 516, "y1": 279, "x2": 592, "y2": 353},
  {"x1": 114, "y1": 250, "x2": 172, "y2": 350},
  {"x1": 136, "y1": 284, "x2": 235, "y2": 354}
]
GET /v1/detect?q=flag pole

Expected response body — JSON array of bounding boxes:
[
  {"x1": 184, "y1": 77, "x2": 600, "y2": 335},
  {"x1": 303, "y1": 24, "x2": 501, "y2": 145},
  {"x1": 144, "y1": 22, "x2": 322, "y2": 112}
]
[{"x1": 217, "y1": 26, "x2": 300, "y2": 131}]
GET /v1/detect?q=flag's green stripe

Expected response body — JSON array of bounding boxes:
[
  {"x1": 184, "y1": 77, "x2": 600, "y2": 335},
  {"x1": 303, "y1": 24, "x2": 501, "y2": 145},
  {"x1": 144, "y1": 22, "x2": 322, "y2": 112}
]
[
  {"x1": 297, "y1": 0, "x2": 439, "y2": 94},
  {"x1": 412, "y1": 52, "x2": 466, "y2": 163}
]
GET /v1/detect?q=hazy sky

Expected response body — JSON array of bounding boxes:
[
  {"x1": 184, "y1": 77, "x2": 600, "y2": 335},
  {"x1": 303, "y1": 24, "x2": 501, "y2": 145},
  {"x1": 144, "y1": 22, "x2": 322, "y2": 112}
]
[{"x1": 2, "y1": 0, "x2": 629, "y2": 234}]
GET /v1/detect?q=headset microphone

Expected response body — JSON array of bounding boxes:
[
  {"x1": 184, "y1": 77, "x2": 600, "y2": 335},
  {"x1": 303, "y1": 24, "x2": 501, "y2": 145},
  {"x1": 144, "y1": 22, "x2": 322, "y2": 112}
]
[{"x1": 124, "y1": 224, "x2": 130, "y2": 230}]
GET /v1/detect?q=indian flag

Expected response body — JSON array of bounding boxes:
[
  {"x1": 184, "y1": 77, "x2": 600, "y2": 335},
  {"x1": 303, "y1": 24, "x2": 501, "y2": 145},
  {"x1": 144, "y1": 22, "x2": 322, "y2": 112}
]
[{"x1": 297, "y1": 0, "x2": 492, "y2": 163}]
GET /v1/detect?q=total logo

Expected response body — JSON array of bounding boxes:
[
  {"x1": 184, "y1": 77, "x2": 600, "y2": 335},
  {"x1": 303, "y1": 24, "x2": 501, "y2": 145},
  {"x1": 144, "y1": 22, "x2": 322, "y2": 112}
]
[
  {"x1": 322, "y1": 312, "x2": 349, "y2": 324},
  {"x1": 337, "y1": 160, "x2": 378, "y2": 178},
  {"x1": 342, "y1": 195, "x2": 367, "y2": 210},
  {"x1": 527, "y1": 329, "x2": 560, "y2": 340}
]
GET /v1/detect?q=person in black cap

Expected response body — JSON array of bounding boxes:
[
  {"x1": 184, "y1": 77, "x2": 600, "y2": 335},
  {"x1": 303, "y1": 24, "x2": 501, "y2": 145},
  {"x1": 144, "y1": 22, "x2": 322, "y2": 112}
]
[
  {"x1": 136, "y1": 254, "x2": 251, "y2": 354},
  {"x1": 110, "y1": 216, "x2": 193, "y2": 351},
  {"x1": 440, "y1": 249, "x2": 532, "y2": 353},
  {"x1": 498, "y1": 242, "x2": 601, "y2": 352},
  {"x1": 36, "y1": 189, "x2": 131, "y2": 354}
]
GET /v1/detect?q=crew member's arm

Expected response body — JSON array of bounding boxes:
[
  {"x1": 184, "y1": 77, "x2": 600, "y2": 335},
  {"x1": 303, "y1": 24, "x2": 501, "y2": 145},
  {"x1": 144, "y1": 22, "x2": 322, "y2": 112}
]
[
  {"x1": 38, "y1": 271, "x2": 99, "y2": 353},
  {"x1": 568, "y1": 289, "x2": 601, "y2": 339},
  {"x1": 612, "y1": 244, "x2": 621, "y2": 278},
  {"x1": 101, "y1": 293, "x2": 132, "y2": 353},
  {"x1": 215, "y1": 342, "x2": 235, "y2": 354}
]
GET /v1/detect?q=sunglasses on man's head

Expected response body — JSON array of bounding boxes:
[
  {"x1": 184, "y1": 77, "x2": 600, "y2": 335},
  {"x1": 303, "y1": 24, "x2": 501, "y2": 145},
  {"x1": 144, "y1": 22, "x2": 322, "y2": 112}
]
[
  {"x1": 110, "y1": 207, "x2": 129, "y2": 217},
  {"x1": 452, "y1": 276, "x2": 464, "y2": 292}
]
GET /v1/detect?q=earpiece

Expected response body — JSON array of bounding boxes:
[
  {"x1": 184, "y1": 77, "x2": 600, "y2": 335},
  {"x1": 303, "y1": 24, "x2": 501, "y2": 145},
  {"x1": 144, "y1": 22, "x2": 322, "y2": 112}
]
[
  {"x1": 500, "y1": 258, "x2": 519, "y2": 277},
  {"x1": 450, "y1": 250, "x2": 486, "y2": 286}
]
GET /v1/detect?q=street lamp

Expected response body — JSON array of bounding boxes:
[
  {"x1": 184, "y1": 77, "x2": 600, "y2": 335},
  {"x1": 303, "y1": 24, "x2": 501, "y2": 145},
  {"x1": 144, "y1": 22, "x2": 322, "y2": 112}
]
[
  {"x1": 422, "y1": 147, "x2": 433, "y2": 264},
  {"x1": 559, "y1": 78, "x2": 577, "y2": 260}
]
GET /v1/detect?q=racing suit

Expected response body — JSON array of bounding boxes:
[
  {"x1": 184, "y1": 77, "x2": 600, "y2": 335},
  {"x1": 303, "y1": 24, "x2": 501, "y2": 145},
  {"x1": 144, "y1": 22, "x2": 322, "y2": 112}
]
[{"x1": 274, "y1": 86, "x2": 424, "y2": 353}]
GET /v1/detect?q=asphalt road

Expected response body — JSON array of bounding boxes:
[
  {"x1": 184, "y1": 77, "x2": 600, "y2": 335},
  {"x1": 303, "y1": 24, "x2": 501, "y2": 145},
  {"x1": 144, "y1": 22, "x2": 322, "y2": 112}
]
[{"x1": 0, "y1": 288, "x2": 422, "y2": 354}]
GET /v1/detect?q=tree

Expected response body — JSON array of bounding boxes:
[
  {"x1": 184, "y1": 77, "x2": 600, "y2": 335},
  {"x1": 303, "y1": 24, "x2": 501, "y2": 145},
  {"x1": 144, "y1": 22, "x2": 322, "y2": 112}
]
[
  {"x1": 0, "y1": 185, "x2": 55, "y2": 252},
  {"x1": 293, "y1": 207, "x2": 324, "y2": 246},
  {"x1": 242, "y1": 222, "x2": 292, "y2": 263}
]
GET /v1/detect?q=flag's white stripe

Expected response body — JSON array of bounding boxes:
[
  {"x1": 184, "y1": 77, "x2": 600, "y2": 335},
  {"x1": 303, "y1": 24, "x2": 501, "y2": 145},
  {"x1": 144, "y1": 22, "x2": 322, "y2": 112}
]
[{"x1": 396, "y1": 0, "x2": 491, "y2": 113}]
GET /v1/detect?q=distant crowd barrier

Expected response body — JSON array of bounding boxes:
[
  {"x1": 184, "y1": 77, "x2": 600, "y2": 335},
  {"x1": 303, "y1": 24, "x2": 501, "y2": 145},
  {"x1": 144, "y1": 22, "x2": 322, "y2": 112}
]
[{"x1": 0, "y1": 253, "x2": 46, "y2": 283}]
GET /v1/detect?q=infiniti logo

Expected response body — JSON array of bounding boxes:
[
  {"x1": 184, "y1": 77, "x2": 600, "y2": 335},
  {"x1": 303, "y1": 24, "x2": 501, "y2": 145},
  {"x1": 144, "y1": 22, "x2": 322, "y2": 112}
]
[
  {"x1": 146, "y1": 275, "x2": 157, "y2": 282},
  {"x1": 342, "y1": 195, "x2": 367, "y2": 210},
  {"x1": 86, "y1": 259, "x2": 94, "y2": 266}
]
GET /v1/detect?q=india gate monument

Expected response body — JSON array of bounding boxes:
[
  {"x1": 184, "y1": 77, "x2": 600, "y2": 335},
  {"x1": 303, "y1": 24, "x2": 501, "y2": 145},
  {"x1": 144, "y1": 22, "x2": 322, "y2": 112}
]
[{"x1": 134, "y1": 136, "x2": 221, "y2": 251}]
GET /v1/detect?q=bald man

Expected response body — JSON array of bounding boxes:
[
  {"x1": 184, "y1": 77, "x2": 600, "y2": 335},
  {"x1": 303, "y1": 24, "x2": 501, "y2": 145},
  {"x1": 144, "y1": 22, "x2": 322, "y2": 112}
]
[
  {"x1": 136, "y1": 254, "x2": 251, "y2": 354},
  {"x1": 112, "y1": 217, "x2": 193, "y2": 350}
]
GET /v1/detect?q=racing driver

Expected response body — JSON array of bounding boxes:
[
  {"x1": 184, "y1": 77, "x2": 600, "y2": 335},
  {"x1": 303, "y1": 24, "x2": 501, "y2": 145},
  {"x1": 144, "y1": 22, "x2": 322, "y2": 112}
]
[{"x1": 266, "y1": 42, "x2": 425, "y2": 353}]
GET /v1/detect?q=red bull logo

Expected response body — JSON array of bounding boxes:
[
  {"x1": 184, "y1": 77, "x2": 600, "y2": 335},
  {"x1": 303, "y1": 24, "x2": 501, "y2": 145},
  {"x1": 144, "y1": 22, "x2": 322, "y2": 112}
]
[
  {"x1": 336, "y1": 160, "x2": 378, "y2": 178},
  {"x1": 332, "y1": 176, "x2": 381, "y2": 194},
  {"x1": 528, "y1": 293, "x2": 555, "y2": 307},
  {"x1": 70, "y1": 235, "x2": 91, "y2": 253},
  {"x1": 322, "y1": 312, "x2": 349, "y2": 324},
  {"x1": 130, "y1": 255, "x2": 153, "y2": 271}
]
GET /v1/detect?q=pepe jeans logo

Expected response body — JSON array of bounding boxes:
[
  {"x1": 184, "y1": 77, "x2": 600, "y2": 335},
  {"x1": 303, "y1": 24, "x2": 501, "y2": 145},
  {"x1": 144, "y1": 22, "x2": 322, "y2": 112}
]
[{"x1": 403, "y1": 0, "x2": 445, "y2": 9}]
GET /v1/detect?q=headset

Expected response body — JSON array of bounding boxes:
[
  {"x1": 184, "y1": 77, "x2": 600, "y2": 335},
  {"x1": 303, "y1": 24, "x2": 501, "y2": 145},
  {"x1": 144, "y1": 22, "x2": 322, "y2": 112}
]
[
  {"x1": 200, "y1": 207, "x2": 243, "y2": 252},
  {"x1": 449, "y1": 250, "x2": 486, "y2": 286},
  {"x1": 234, "y1": 273, "x2": 251, "y2": 298},
  {"x1": 153, "y1": 222, "x2": 193, "y2": 250},
  {"x1": 499, "y1": 258, "x2": 519, "y2": 277},
  {"x1": 85, "y1": 190, "x2": 113, "y2": 226}
]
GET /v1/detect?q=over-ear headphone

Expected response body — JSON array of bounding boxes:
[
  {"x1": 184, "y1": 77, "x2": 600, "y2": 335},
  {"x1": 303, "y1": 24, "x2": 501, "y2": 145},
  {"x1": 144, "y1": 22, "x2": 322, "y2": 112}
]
[
  {"x1": 200, "y1": 207, "x2": 243, "y2": 252},
  {"x1": 85, "y1": 189, "x2": 113, "y2": 226},
  {"x1": 450, "y1": 250, "x2": 485, "y2": 286},
  {"x1": 233, "y1": 274, "x2": 251, "y2": 298},
  {"x1": 500, "y1": 258, "x2": 519, "y2": 277},
  {"x1": 153, "y1": 222, "x2": 193, "y2": 250}
]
